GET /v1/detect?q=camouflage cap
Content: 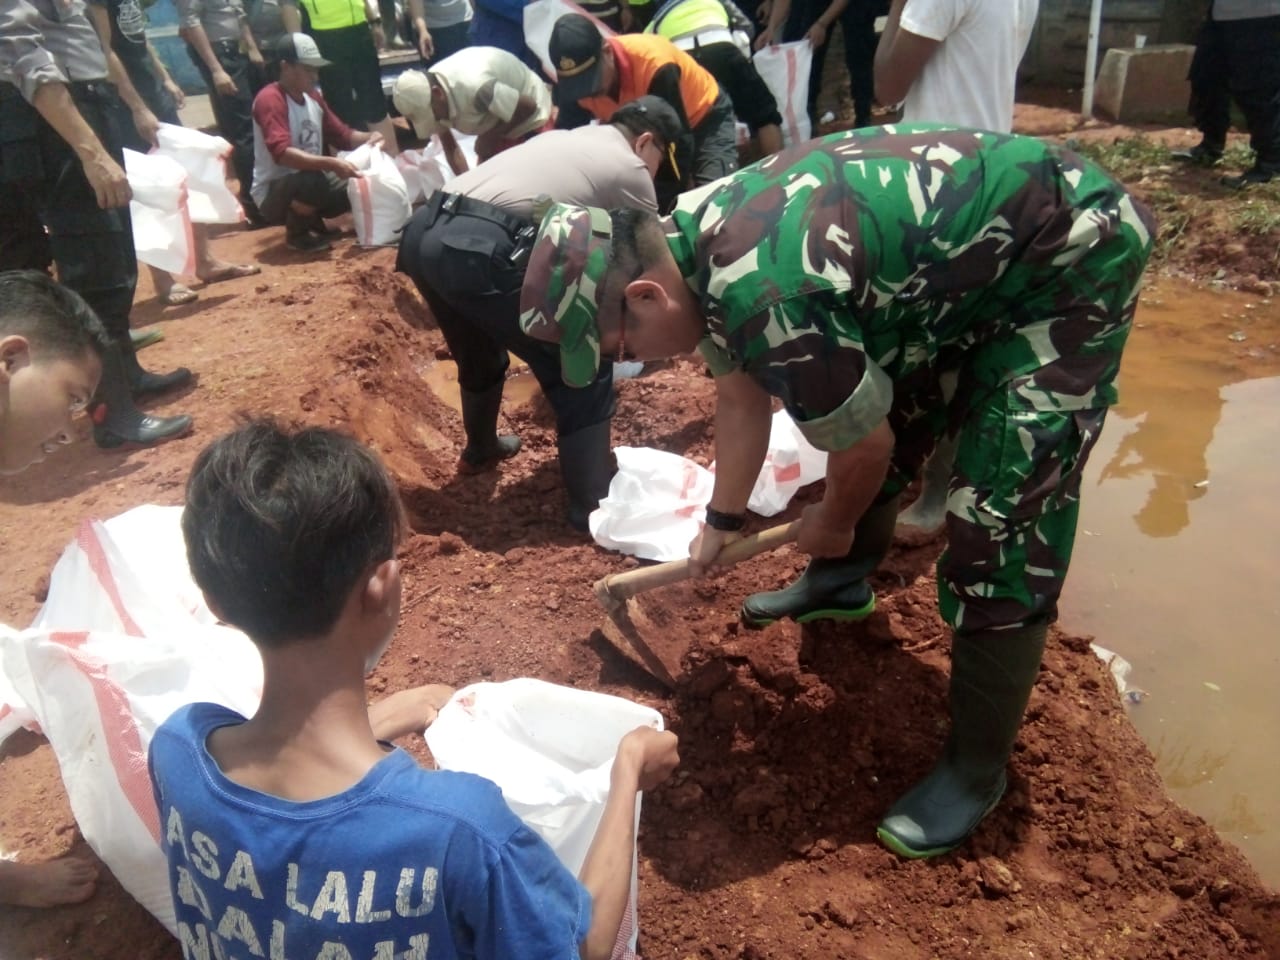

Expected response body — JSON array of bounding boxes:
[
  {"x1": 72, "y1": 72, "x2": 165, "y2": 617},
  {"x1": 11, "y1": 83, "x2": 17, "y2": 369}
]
[{"x1": 519, "y1": 203, "x2": 615, "y2": 388}]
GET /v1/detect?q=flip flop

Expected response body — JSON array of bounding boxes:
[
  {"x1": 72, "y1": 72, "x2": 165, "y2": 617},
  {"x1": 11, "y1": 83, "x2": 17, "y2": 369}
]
[
  {"x1": 160, "y1": 285, "x2": 199, "y2": 306},
  {"x1": 129, "y1": 328, "x2": 165, "y2": 350},
  {"x1": 198, "y1": 263, "x2": 262, "y2": 284}
]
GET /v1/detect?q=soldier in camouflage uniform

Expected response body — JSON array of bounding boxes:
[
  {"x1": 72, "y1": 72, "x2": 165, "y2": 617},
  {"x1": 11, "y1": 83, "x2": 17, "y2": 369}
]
[{"x1": 517, "y1": 124, "x2": 1156, "y2": 858}]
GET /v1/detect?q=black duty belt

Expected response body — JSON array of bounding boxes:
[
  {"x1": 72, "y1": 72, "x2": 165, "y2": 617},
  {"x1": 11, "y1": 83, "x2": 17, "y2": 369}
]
[{"x1": 425, "y1": 190, "x2": 538, "y2": 265}]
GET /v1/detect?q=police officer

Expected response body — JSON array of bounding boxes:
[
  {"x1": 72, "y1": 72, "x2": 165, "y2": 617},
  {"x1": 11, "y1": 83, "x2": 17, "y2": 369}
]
[
  {"x1": 176, "y1": 0, "x2": 267, "y2": 223},
  {"x1": 0, "y1": 0, "x2": 193, "y2": 449},
  {"x1": 517, "y1": 126, "x2": 1156, "y2": 857},
  {"x1": 395, "y1": 97, "x2": 682, "y2": 531}
]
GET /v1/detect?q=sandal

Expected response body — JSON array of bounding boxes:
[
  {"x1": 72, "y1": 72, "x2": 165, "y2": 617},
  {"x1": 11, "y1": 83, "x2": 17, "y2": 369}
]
[
  {"x1": 198, "y1": 263, "x2": 262, "y2": 284},
  {"x1": 160, "y1": 284, "x2": 199, "y2": 306}
]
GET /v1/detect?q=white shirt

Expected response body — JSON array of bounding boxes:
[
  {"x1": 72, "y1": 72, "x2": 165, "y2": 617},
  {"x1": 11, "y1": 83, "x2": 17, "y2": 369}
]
[
  {"x1": 431, "y1": 46, "x2": 553, "y2": 138},
  {"x1": 899, "y1": 0, "x2": 1039, "y2": 133},
  {"x1": 251, "y1": 85, "x2": 327, "y2": 204}
]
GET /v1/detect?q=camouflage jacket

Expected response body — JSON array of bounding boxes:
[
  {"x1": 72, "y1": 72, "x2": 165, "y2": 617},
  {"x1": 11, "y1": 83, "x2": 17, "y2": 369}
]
[{"x1": 665, "y1": 124, "x2": 1154, "y2": 451}]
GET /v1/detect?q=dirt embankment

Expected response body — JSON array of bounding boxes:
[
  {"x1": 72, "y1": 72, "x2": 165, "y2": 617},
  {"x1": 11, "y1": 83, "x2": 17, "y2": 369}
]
[{"x1": 0, "y1": 96, "x2": 1277, "y2": 959}]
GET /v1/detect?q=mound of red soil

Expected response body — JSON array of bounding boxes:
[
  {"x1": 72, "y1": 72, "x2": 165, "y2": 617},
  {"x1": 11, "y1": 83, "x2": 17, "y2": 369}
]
[{"x1": 0, "y1": 230, "x2": 1275, "y2": 960}]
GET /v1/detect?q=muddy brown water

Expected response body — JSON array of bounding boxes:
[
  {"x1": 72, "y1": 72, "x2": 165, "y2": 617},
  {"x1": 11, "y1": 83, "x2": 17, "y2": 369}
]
[{"x1": 1061, "y1": 277, "x2": 1280, "y2": 887}]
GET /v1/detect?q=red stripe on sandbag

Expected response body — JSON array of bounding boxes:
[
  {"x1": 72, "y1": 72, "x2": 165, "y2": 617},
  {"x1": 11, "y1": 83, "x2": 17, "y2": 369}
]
[
  {"x1": 77, "y1": 521, "x2": 144, "y2": 637},
  {"x1": 54, "y1": 630, "x2": 162, "y2": 845}
]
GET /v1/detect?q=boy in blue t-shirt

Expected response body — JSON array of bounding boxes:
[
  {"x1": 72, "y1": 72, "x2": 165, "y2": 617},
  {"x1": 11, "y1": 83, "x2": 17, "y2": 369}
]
[{"x1": 150, "y1": 420, "x2": 680, "y2": 960}]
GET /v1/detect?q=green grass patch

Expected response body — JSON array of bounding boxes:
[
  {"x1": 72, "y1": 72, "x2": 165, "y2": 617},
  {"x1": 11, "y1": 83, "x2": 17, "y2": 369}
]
[
  {"x1": 1230, "y1": 192, "x2": 1280, "y2": 235},
  {"x1": 1069, "y1": 136, "x2": 1171, "y2": 181}
]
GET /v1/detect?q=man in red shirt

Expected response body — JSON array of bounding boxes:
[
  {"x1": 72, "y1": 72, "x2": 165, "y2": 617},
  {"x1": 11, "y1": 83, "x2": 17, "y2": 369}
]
[{"x1": 250, "y1": 34, "x2": 382, "y2": 252}]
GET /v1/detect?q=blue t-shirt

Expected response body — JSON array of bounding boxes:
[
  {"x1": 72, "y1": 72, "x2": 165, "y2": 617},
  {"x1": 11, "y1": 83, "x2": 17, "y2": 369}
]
[{"x1": 148, "y1": 703, "x2": 592, "y2": 960}]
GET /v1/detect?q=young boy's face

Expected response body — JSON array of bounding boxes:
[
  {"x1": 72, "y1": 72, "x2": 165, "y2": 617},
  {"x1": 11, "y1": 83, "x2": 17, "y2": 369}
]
[{"x1": 0, "y1": 335, "x2": 101, "y2": 475}]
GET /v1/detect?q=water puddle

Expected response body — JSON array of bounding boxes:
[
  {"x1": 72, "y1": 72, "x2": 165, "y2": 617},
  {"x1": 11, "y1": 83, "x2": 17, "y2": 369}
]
[
  {"x1": 419, "y1": 357, "x2": 542, "y2": 414},
  {"x1": 1060, "y1": 278, "x2": 1280, "y2": 886}
]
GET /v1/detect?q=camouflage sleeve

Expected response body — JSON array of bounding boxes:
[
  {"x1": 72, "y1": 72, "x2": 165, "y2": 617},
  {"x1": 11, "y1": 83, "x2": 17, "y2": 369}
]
[{"x1": 717, "y1": 300, "x2": 896, "y2": 452}]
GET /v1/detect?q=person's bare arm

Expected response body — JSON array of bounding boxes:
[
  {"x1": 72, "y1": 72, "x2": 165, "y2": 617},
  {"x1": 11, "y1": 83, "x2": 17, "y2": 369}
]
[
  {"x1": 804, "y1": 0, "x2": 849, "y2": 48},
  {"x1": 436, "y1": 126, "x2": 468, "y2": 174},
  {"x1": 492, "y1": 91, "x2": 541, "y2": 138},
  {"x1": 797, "y1": 418, "x2": 893, "y2": 557},
  {"x1": 873, "y1": 0, "x2": 940, "y2": 106},
  {"x1": 179, "y1": 22, "x2": 238, "y2": 95},
  {"x1": 368, "y1": 684, "x2": 456, "y2": 741},
  {"x1": 364, "y1": 0, "x2": 386, "y2": 48},
  {"x1": 31, "y1": 83, "x2": 130, "y2": 208},
  {"x1": 576, "y1": 727, "x2": 679, "y2": 960},
  {"x1": 688, "y1": 369, "x2": 773, "y2": 575},
  {"x1": 147, "y1": 38, "x2": 186, "y2": 109},
  {"x1": 754, "y1": 0, "x2": 790, "y2": 49},
  {"x1": 240, "y1": 19, "x2": 264, "y2": 68},
  {"x1": 407, "y1": 0, "x2": 433, "y2": 59},
  {"x1": 281, "y1": 1, "x2": 302, "y2": 33},
  {"x1": 86, "y1": 4, "x2": 160, "y2": 146}
]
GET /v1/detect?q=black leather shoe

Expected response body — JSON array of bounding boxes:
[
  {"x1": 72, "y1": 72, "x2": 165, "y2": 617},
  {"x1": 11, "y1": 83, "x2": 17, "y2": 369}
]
[
  {"x1": 1221, "y1": 166, "x2": 1277, "y2": 190},
  {"x1": 1171, "y1": 143, "x2": 1223, "y2": 167},
  {"x1": 131, "y1": 366, "x2": 192, "y2": 400},
  {"x1": 94, "y1": 413, "x2": 193, "y2": 449}
]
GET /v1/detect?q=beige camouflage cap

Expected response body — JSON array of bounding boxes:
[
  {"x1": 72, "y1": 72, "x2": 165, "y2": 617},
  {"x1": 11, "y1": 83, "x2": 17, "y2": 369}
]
[{"x1": 519, "y1": 203, "x2": 615, "y2": 388}]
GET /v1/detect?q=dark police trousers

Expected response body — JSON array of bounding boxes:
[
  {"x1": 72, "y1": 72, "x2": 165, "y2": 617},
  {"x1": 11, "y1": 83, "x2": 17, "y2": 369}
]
[
  {"x1": 0, "y1": 80, "x2": 137, "y2": 341},
  {"x1": 395, "y1": 192, "x2": 616, "y2": 436}
]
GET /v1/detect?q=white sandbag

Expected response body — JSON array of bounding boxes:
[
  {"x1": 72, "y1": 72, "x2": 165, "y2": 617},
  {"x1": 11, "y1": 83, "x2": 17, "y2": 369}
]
[
  {"x1": 524, "y1": 0, "x2": 614, "y2": 81},
  {"x1": 395, "y1": 148, "x2": 444, "y2": 204},
  {"x1": 426, "y1": 679, "x2": 662, "y2": 960},
  {"x1": 590, "y1": 446, "x2": 713, "y2": 562},
  {"x1": 125, "y1": 149, "x2": 196, "y2": 277},
  {"x1": 753, "y1": 41, "x2": 814, "y2": 146},
  {"x1": 0, "y1": 506, "x2": 262, "y2": 935},
  {"x1": 153, "y1": 123, "x2": 244, "y2": 224},
  {"x1": 589, "y1": 411, "x2": 827, "y2": 560},
  {"x1": 744, "y1": 409, "x2": 829, "y2": 517},
  {"x1": 342, "y1": 141, "x2": 413, "y2": 246}
]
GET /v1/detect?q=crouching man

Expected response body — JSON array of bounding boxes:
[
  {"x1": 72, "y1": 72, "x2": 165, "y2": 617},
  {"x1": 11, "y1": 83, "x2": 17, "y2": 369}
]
[
  {"x1": 250, "y1": 33, "x2": 382, "y2": 252},
  {"x1": 518, "y1": 125, "x2": 1156, "y2": 857}
]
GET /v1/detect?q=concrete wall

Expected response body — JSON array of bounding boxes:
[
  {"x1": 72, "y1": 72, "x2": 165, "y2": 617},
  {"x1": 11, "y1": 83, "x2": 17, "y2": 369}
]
[{"x1": 1021, "y1": 0, "x2": 1207, "y2": 85}]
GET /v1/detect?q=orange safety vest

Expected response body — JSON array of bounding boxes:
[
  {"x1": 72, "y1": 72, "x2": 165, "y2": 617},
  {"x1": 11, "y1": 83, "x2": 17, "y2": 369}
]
[{"x1": 578, "y1": 34, "x2": 719, "y2": 129}]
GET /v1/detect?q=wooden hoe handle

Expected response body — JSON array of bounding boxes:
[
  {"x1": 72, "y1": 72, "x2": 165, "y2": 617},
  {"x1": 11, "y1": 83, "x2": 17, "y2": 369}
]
[{"x1": 595, "y1": 520, "x2": 801, "y2": 606}]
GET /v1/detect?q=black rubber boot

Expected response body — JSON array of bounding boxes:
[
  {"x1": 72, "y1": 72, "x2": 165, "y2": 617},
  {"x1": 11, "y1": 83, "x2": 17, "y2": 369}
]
[
  {"x1": 558, "y1": 419, "x2": 614, "y2": 532},
  {"x1": 876, "y1": 622, "x2": 1048, "y2": 859},
  {"x1": 92, "y1": 343, "x2": 193, "y2": 449},
  {"x1": 460, "y1": 383, "x2": 521, "y2": 467},
  {"x1": 740, "y1": 495, "x2": 900, "y2": 627},
  {"x1": 121, "y1": 336, "x2": 192, "y2": 400}
]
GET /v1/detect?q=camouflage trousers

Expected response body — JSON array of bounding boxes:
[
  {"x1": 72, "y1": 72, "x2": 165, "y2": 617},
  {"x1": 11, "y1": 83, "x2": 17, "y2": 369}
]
[{"x1": 880, "y1": 194, "x2": 1156, "y2": 635}]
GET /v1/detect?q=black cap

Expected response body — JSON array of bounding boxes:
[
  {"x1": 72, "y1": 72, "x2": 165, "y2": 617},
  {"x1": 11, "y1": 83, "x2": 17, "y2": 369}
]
[
  {"x1": 550, "y1": 14, "x2": 605, "y2": 104},
  {"x1": 609, "y1": 96, "x2": 683, "y2": 152}
]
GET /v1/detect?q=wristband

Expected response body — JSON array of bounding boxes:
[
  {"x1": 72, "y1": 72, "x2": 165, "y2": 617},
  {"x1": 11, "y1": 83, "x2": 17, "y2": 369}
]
[{"x1": 704, "y1": 506, "x2": 746, "y2": 532}]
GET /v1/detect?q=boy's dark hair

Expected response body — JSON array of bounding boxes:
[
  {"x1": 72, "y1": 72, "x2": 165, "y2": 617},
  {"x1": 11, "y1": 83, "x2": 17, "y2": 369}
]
[
  {"x1": 0, "y1": 270, "x2": 112, "y2": 359},
  {"x1": 183, "y1": 420, "x2": 405, "y2": 646}
]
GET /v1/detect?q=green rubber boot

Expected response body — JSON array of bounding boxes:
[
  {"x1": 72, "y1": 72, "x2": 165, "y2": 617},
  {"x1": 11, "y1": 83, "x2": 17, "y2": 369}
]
[
  {"x1": 740, "y1": 495, "x2": 900, "y2": 628},
  {"x1": 877, "y1": 622, "x2": 1048, "y2": 859}
]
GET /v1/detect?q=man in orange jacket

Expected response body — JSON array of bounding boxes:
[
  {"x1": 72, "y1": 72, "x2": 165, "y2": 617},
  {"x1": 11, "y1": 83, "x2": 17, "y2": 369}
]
[{"x1": 550, "y1": 13, "x2": 737, "y2": 208}]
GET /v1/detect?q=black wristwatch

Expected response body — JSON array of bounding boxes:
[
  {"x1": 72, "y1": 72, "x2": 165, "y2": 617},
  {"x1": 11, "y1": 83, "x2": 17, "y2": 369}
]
[{"x1": 704, "y1": 506, "x2": 746, "y2": 532}]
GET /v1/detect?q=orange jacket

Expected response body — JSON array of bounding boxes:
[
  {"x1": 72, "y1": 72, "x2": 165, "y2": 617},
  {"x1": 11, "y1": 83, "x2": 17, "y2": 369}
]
[{"x1": 577, "y1": 34, "x2": 719, "y2": 129}]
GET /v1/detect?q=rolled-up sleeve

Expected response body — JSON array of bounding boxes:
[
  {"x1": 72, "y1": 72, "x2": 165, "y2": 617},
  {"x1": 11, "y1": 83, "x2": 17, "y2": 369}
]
[
  {"x1": 174, "y1": 0, "x2": 206, "y2": 30},
  {"x1": 716, "y1": 297, "x2": 895, "y2": 452},
  {"x1": 0, "y1": 1, "x2": 70, "y2": 103}
]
